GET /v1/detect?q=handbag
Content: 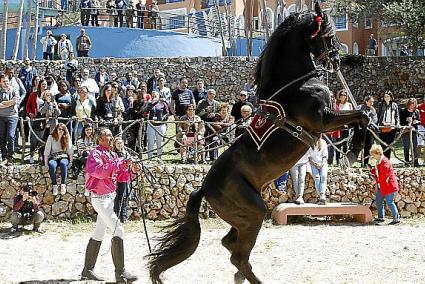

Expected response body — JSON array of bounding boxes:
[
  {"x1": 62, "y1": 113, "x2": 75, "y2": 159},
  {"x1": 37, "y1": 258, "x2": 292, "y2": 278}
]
[
  {"x1": 50, "y1": 151, "x2": 68, "y2": 161},
  {"x1": 380, "y1": 126, "x2": 392, "y2": 133}
]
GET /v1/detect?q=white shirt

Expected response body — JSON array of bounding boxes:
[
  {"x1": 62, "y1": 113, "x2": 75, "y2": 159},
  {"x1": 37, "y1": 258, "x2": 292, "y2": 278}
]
[
  {"x1": 81, "y1": 78, "x2": 100, "y2": 105},
  {"x1": 338, "y1": 102, "x2": 353, "y2": 111},
  {"x1": 40, "y1": 36, "x2": 57, "y2": 53},
  {"x1": 309, "y1": 139, "x2": 328, "y2": 165}
]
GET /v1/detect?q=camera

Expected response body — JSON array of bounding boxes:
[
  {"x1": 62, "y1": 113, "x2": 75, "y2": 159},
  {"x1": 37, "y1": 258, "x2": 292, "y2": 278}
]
[{"x1": 23, "y1": 184, "x2": 38, "y2": 197}]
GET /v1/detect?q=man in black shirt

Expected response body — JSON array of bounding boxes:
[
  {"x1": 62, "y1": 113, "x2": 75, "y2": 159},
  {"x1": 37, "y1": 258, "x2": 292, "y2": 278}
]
[
  {"x1": 193, "y1": 79, "x2": 207, "y2": 104},
  {"x1": 171, "y1": 78, "x2": 195, "y2": 118},
  {"x1": 230, "y1": 91, "x2": 254, "y2": 121}
]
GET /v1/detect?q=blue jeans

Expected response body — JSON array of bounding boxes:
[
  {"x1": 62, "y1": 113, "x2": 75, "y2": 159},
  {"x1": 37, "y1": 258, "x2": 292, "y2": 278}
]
[
  {"x1": 402, "y1": 133, "x2": 418, "y2": 166},
  {"x1": 0, "y1": 116, "x2": 19, "y2": 160},
  {"x1": 310, "y1": 163, "x2": 328, "y2": 197},
  {"x1": 376, "y1": 189, "x2": 400, "y2": 221},
  {"x1": 114, "y1": 182, "x2": 129, "y2": 223},
  {"x1": 274, "y1": 172, "x2": 289, "y2": 188},
  {"x1": 48, "y1": 158, "x2": 69, "y2": 185}
]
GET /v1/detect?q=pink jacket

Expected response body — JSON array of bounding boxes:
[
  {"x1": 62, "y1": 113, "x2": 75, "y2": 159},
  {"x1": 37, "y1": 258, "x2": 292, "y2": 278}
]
[{"x1": 85, "y1": 145, "x2": 132, "y2": 195}]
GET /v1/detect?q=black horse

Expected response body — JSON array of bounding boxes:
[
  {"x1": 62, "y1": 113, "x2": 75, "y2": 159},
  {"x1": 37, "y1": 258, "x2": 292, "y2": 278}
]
[{"x1": 148, "y1": 3, "x2": 369, "y2": 284}]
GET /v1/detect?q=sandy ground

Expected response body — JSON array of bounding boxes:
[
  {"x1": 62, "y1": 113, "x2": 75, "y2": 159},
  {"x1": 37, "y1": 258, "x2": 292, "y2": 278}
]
[{"x1": 1, "y1": 217, "x2": 425, "y2": 284}]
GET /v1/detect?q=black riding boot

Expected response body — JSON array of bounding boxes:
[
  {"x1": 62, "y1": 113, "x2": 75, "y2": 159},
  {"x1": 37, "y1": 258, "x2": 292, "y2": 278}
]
[
  {"x1": 111, "y1": 236, "x2": 138, "y2": 283},
  {"x1": 81, "y1": 238, "x2": 104, "y2": 281}
]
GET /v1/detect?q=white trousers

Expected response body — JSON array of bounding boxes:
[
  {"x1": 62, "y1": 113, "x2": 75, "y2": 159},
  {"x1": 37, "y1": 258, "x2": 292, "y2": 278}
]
[
  {"x1": 290, "y1": 163, "x2": 307, "y2": 197},
  {"x1": 147, "y1": 123, "x2": 167, "y2": 159},
  {"x1": 417, "y1": 125, "x2": 425, "y2": 146},
  {"x1": 91, "y1": 192, "x2": 124, "y2": 241}
]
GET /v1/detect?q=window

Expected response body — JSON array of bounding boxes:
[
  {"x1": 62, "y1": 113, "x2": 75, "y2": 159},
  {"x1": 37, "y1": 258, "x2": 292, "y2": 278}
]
[
  {"x1": 203, "y1": 0, "x2": 231, "y2": 8},
  {"x1": 333, "y1": 14, "x2": 348, "y2": 30},
  {"x1": 364, "y1": 18, "x2": 372, "y2": 29},
  {"x1": 167, "y1": 15, "x2": 186, "y2": 29},
  {"x1": 157, "y1": 0, "x2": 185, "y2": 4},
  {"x1": 353, "y1": 42, "x2": 359, "y2": 55}
]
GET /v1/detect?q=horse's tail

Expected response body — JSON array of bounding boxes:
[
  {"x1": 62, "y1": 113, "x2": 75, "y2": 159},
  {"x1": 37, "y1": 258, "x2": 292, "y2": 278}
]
[{"x1": 148, "y1": 187, "x2": 205, "y2": 284}]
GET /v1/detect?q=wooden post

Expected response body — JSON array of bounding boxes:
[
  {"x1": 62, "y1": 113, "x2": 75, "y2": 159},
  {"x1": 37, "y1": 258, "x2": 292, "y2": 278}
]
[
  {"x1": 259, "y1": 0, "x2": 269, "y2": 41},
  {"x1": 1, "y1": 0, "x2": 9, "y2": 60},
  {"x1": 214, "y1": 0, "x2": 228, "y2": 56},
  {"x1": 31, "y1": 1, "x2": 40, "y2": 60},
  {"x1": 12, "y1": 0, "x2": 26, "y2": 60},
  {"x1": 23, "y1": 0, "x2": 33, "y2": 59}
]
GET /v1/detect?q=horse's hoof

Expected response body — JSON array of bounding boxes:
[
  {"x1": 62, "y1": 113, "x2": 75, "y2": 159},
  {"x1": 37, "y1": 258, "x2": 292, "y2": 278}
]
[{"x1": 234, "y1": 271, "x2": 245, "y2": 284}]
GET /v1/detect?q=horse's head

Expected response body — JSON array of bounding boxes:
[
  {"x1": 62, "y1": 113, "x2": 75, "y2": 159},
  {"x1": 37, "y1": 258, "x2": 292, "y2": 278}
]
[{"x1": 305, "y1": 1, "x2": 341, "y2": 72}]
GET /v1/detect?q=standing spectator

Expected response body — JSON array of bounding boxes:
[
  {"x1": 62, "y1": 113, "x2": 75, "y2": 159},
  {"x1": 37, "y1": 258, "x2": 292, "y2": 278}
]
[
  {"x1": 127, "y1": 87, "x2": 145, "y2": 151},
  {"x1": 170, "y1": 78, "x2": 195, "y2": 118},
  {"x1": 177, "y1": 105, "x2": 205, "y2": 163},
  {"x1": 80, "y1": 69, "x2": 100, "y2": 105},
  {"x1": 72, "y1": 86, "x2": 95, "y2": 138},
  {"x1": 147, "y1": 69, "x2": 161, "y2": 93},
  {"x1": 58, "y1": 34, "x2": 74, "y2": 60},
  {"x1": 192, "y1": 79, "x2": 207, "y2": 104},
  {"x1": 418, "y1": 96, "x2": 425, "y2": 146},
  {"x1": 196, "y1": 88, "x2": 220, "y2": 122},
  {"x1": 149, "y1": 0, "x2": 159, "y2": 29},
  {"x1": 309, "y1": 135, "x2": 328, "y2": 205},
  {"x1": 81, "y1": 127, "x2": 139, "y2": 282},
  {"x1": 76, "y1": 29, "x2": 92, "y2": 57},
  {"x1": 113, "y1": 137, "x2": 130, "y2": 223},
  {"x1": 122, "y1": 72, "x2": 139, "y2": 92},
  {"x1": 55, "y1": 80, "x2": 75, "y2": 139},
  {"x1": 115, "y1": 0, "x2": 128, "y2": 27},
  {"x1": 44, "y1": 123, "x2": 73, "y2": 196},
  {"x1": 64, "y1": 52, "x2": 79, "y2": 85},
  {"x1": 0, "y1": 74, "x2": 20, "y2": 165},
  {"x1": 335, "y1": 89, "x2": 353, "y2": 165},
  {"x1": 399, "y1": 98, "x2": 420, "y2": 167},
  {"x1": 235, "y1": 104, "x2": 252, "y2": 137},
  {"x1": 80, "y1": 0, "x2": 91, "y2": 26},
  {"x1": 145, "y1": 91, "x2": 169, "y2": 159},
  {"x1": 90, "y1": 0, "x2": 100, "y2": 26},
  {"x1": 110, "y1": 72, "x2": 119, "y2": 83},
  {"x1": 39, "y1": 90, "x2": 61, "y2": 134},
  {"x1": 358, "y1": 95, "x2": 378, "y2": 165},
  {"x1": 121, "y1": 84, "x2": 135, "y2": 120},
  {"x1": 155, "y1": 76, "x2": 171, "y2": 105},
  {"x1": 95, "y1": 83, "x2": 124, "y2": 135},
  {"x1": 125, "y1": 0, "x2": 135, "y2": 28},
  {"x1": 11, "y1": 184, "x2": 44, "y2": 233},
  {"x1": 366, "y1": 33, "x2": 377, "y2": 56},
  {"x1": 26, "y1": 78, "x2": 48, "y2": 164},
  {"x1": 40, "y1": 31, "x2": 57, "y2": 60},
  {"x1": 230, "y1": 91, "x2": 253, "y2": 121},
  {"x1": 369, "y1": 144, "x2": 400, "y2": 225},
  {"x1": 243, "y1": 77, "x2": 255, "y2": 92},
  {"x1": 18, "y1": 58, "x2": 38, "y2": 92},
  {"x1": 69, "y1": 76, "x2": 81, "y2": 97},
  {"x1": 94, "y1": 65, "x2": 110, "y2": 88},
  {"x1": 106, "y1": 0, "x2": 117, "y2": 27},
  {"x1": 135, "y1": 0, "x2": 144, "y2": 29},
  {"x1": 4, "y1": 66, "x2": 26, "y2": 99},
  {"x1": 377, "y1": 91, "x2": 400, "y2": 159},
  {"x1": 290, "y1": 150, "x2": 311, "y2": 205}
]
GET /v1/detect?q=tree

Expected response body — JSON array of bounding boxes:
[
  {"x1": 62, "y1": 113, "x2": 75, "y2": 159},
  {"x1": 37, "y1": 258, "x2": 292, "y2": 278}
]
[
  {"x1": 23, "y1": 0, "x2": 33, "y2": 59},
  {"x1": 31, "y1": 0, "x2": 40, "y2": 60},
  {"x1": 1, "y1": 0, "x2": 9, "y2": 60},
  {"x1": 12, "y1": 0, "x2": 25, "y2": 60},
  {"x1": 383, "y1": 0, "x2": 425, "y2": 54}
]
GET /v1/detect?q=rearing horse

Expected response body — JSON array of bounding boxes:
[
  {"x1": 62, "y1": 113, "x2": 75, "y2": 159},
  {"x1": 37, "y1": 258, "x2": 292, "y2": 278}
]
[{"x1": 148, "y1": 3, "x2": 369, "y2": 284}]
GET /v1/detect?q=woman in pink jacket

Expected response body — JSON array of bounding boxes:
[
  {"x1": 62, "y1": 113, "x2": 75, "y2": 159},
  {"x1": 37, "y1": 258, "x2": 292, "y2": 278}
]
[
  {"x1": 369, "y1": 144, "x2": 400, "y2": 225},
  {"x1": 81, "y1": 127, "x2": 140, "y2": 283}
]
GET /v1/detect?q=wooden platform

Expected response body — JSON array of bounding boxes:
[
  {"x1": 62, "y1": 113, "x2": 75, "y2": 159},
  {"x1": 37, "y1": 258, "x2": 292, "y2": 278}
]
[{"x1": 272, "y1": 202, "x2": 373, "y2": 225}]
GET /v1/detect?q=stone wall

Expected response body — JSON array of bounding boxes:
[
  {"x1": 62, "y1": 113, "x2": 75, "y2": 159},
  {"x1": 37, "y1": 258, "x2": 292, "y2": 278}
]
[
  {"x1": 1, "y1": 56, "x2": 424, "y2": 103},
  {"x1": 0, "y1": 163, "x2": 424, "y2": 222}
]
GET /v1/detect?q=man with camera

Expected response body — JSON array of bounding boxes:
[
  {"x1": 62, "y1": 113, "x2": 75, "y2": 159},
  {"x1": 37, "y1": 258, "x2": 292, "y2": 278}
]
[
  {"x1": 40, "y1": 31, "x2": 57, "y2": 60},
  {"x1": 11, "y1": 184, "x2": 44, "y2": 233}
]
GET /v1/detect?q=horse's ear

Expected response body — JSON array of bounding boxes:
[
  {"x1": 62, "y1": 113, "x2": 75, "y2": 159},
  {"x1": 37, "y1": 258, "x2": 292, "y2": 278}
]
[{"x1": 314, "y1": 0, "x2": 323, "y2": 17}]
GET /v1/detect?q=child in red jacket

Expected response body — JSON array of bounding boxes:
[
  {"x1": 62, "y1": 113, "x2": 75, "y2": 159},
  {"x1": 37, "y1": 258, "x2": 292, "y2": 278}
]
[{"x1": 369, "y1": 144, "x2": 400, "y2": 225}]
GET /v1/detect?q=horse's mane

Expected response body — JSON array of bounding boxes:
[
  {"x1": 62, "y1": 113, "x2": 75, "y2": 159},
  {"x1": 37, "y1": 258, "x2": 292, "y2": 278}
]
[{"x1": 254, "y1": 11, "x2": 313, "y2": 88}]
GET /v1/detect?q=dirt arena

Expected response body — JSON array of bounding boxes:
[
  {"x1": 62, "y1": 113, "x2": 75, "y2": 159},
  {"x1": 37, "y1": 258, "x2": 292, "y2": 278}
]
[{"x1": 1, "y1": 218, "x2": 424, "y2": 283}]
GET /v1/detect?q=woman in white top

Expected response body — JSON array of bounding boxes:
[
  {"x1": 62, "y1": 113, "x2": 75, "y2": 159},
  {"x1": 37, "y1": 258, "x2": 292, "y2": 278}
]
[
  {"x1": 377, "y1": 90, "x2": 400, "y2": 159},
  {"x1": 72, "y1": 86, "x2": 95, "y2": 138},
  {"x1": 309, "y1": 135, "x2": 328, "y2": 205},
  {"x1": 335, "y1": 89, "x2": 353, "y2": 165},
  {"x1": 155, "y1": 76, "x2": 171, "y2": 105},
  {"x1": 290, "y1": 150, "x2": 311, "y2": 205},
  {"x1": 44, "y1": 123, "x2": 73, "y2": 196}
]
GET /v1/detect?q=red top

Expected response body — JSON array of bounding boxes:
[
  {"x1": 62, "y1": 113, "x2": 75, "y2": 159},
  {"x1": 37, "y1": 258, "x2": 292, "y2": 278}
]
[
  {"x1": 371, "y1": 156, "x2": 399, "y2": 197},
  {"x1": 417, "y1": 103, "x2": 425, "y2": 126},
  {"x1": 26, "y1": 92, "x2": 39, "y2": 118}
]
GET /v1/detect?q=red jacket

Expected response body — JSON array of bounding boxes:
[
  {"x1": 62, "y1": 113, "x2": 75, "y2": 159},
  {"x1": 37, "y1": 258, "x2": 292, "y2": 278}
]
[
  {"x1": 418, "y1": 103, "x2": 425, "y2": 126},
  {"x1": 371, "y1": 156, "x2": 399, "y2": 196}
]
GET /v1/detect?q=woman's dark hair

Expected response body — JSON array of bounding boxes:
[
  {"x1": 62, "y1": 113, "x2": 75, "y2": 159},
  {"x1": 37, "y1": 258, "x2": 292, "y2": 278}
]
[
  {"x1": 37, "y1": 79, "x2": 47, "y2": 94},
  {"x1": 81, "y1": 123, "x2": 93, "y2": 140},
  {"x1": 363, "y1": 95, "x2": 373, "y2": 103},
  {"x1": 31, "y1": 75, "x2": 41, "y2": 89},
  {"x1": 51, "y1": 123, "x2": 70, "y2": 150}
]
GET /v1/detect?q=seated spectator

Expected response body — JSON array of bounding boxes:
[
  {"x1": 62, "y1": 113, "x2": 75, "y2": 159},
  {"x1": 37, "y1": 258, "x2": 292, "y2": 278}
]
[
  {"x1": 274, "y1": 172, "x2": 288, "y2": 192},
  {"x1": 235, "y1": 104, "x2": 252, "y2": 137},
  {"x1": 230, "y1": 91, "x2": 254, "y2": 121},
  {"x1": 72, "y1": 123, "x2": 95, "y2": 187},
  {"x1": 11, "y1": 184, "x2": 44, "y2": 233},
  {"x1": 207, "y1": 102, "x2": 234, "y2": 161},
  {"x1": 44, "y1": 123, "x2": 73, "y2": 196},
  {"x1": 290, "y1": 150, "x2": 311, "y2": 205},
  {"x1": 145, "y1": 91, "x2": 169, "y2": 159},
  {"x1": 177, "y1": 105, "x2": 205, "y2": 163},
  {"x1": 72, "y1": 86, "x2": 95, "y2": 138},
  {"x1": 399, "y1": 98, "x2": 421, "y2": 167},
  {"x1": 309, "y1": 135, "x2": 328, "y2": 205},
  {"x1": 113, "y1": 137, "x2": 130, "y2": 223}
]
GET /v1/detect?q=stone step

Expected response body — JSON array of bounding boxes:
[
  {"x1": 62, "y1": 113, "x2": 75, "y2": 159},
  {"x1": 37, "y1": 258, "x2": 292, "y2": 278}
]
[{"x1": 272, "y1": 202, "x2": 373, "y2": 225}]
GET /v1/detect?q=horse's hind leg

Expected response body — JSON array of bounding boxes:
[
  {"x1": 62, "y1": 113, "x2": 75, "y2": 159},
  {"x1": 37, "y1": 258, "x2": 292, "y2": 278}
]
[{"x1": 222, "y1": 227, "x2": 237, "y2": 253}]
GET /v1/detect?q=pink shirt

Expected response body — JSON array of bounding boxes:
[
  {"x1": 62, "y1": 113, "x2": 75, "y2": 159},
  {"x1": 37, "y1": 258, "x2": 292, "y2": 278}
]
[{"x1": 85, "y1": 145, "x2": 131, "y2": 195}]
